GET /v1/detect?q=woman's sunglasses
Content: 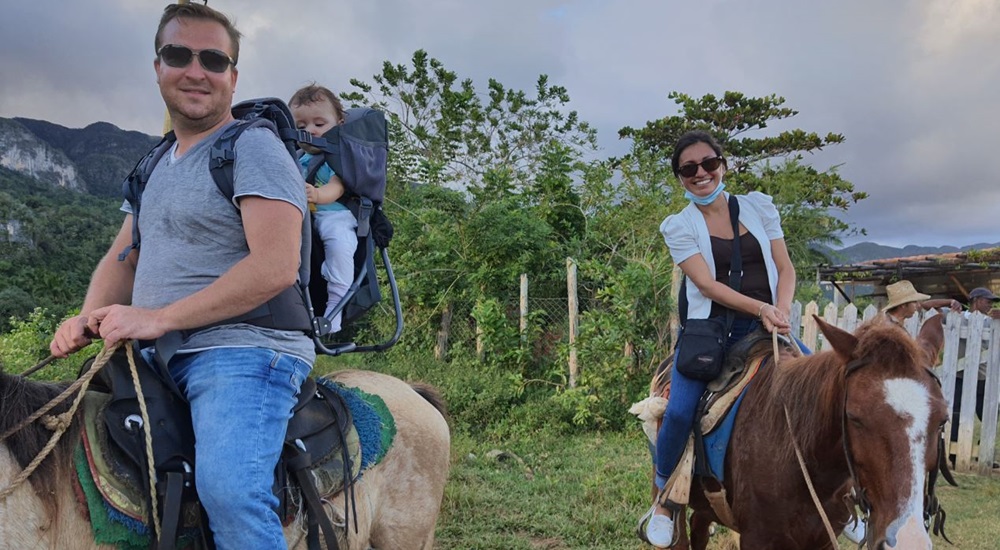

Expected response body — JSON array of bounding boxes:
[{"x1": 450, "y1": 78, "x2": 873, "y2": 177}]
[
  {"x1": 677, "y1": 156, "x2": 724, "y2": 178},
  {"x1": 157, "y1": 44, "x2": 236, "y2": 74}
]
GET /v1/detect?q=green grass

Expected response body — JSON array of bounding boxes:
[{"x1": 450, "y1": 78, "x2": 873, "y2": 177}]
[{"x1": 435, "y1": 430, "x2": 1000, "y2": 549}]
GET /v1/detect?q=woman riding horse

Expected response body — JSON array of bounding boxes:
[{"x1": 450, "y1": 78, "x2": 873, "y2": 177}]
[{"x1": 639, "y1": 130, "x2": 797, "y2": 548}]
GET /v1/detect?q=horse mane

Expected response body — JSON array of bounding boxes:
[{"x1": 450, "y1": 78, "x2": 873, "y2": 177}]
[
  {"x1": 744, "y1": 321, "x2": 928, "y2": 469},
  {"x1": 746, "y1": 348, "x2": 846, "y2": 467},
  {"x1": 0, "y1": 367, "x2": 80, "y2": 518}
]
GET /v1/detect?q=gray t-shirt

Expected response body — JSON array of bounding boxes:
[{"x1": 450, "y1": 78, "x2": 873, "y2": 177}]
[{"x1": 124, "y1": 123, "x2": 315, "y2": 363}]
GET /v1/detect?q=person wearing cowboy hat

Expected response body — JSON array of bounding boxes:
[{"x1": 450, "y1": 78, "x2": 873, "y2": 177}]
[{"x1": 882, "y1": 280, "x2": 961, "y2": 325}]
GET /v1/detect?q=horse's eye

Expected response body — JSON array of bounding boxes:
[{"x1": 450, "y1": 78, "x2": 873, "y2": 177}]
[{"x1": 847, "y1": 414, "x2": 864, "y2": 427}]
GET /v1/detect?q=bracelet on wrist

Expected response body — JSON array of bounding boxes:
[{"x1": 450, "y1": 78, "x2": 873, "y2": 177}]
[{"x1": 758, "y1": 303, "x2": 767, "y2": 319}]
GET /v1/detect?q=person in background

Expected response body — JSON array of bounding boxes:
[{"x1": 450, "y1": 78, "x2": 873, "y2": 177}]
[
  {"x1": 951, "y1": 287, "x2": 1000, "y2": 450},
  {"x1": 49, "y1": 4, "x2": 312, "y2": 548},
  {"x1": 881, "y1": 280, "x2": 960, "y2": 325},
  {"x1": 289, "y1": 84, "x2": 358, "y2": 333}
]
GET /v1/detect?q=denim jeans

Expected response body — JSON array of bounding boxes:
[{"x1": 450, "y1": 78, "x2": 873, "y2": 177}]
[
  {"x1": 167, "y1": 347, "x2": 312, "y2": 550},
  {"x1": 654, "y1": 317, "x2": 759, "y2": 489}
]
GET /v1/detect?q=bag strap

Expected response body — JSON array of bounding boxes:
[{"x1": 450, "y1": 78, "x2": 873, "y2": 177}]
[
  {"x1": 677, "y1": 194, "x2": 742, "y2": 332},
  {"x1": 723, "y1": 194, "x2": 741, "y2": 337}
]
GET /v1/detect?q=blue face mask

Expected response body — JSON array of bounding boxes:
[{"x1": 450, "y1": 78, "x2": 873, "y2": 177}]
[{"x1": 684, "y1": 182, "x2": 726, "y2": 205}]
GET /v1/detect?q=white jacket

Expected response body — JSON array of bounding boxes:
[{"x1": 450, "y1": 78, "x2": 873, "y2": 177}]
[{"x1": 659, "y1": 192, "x2": 784, "y2": 320}]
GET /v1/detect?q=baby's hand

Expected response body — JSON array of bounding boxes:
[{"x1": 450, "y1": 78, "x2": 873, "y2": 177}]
[{"x1": 305, "y1": 184, "x2": 319, "y2": 204}]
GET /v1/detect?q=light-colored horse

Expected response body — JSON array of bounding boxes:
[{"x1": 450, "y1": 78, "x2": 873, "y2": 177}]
[{"x1": 0, "y1": 368, "x2": 450, "y2": 550}]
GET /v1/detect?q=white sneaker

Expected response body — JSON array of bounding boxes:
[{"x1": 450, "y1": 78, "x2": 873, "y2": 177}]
[
  {"x1": 842, "y1": 517, "x2": 867, "y2": 544},
  {"x1": 638, "y1": 505, "x2": 675, "y2": 548}
]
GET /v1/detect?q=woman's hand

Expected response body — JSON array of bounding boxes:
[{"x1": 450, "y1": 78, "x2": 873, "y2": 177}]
[{"x1": 759, "y1": 303, "x2": 791, "y2": 335}]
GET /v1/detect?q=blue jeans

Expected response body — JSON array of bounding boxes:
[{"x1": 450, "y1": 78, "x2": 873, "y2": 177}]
[
  {"x1": 654, "y1": 317, "x2": 758, "y2": 489},
  {"x1": 167, "y1": 347, "x2": 312, "y2": 549}
]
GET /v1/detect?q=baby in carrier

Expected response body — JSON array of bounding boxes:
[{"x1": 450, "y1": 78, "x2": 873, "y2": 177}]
[{"x1": 289, "y1": 84, "x2": 358, "y2": 333}]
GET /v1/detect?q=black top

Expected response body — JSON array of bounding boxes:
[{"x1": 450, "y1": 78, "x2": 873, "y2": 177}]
[{"x1": 709, "y1": 232, "x2": 773, "y2": 318}]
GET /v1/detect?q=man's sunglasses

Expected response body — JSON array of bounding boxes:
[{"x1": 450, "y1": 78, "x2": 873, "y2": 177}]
[
  {"x1": 157, "y1": 44, "x2": 235, "y2": 73},
  {"x1": 677, "y1": 156, "x2": 724, "y2": 178}
]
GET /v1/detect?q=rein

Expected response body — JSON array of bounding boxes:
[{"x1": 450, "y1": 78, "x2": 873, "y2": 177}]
[
  {"x1": 0, "y1": 342, "x2": 161, "y2": 541},
  {"x1": 18, "y1": 355, "x2": 57, "y2": 378},
  {"x1": 776, "y1": 332, "x2": 841, "y2": 549},
  {"x1": 0, "y1": 342, "x2": 122, "y2": 500}
]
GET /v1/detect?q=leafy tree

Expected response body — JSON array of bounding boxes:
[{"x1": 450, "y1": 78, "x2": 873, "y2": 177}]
[
  {"x1": 341, "y1": 49, "x2": 598, "y2": 206},
  {"x1": 342, "y1": 50, "x2": 599, "y2": 357}
]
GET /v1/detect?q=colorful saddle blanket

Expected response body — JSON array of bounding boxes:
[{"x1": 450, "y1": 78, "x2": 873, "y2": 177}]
[{"x1": 75, "y1": 379, "x2": 396, "y2": 549}]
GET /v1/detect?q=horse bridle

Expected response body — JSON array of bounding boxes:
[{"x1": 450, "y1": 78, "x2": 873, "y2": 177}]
[{"x1": 840, "y1": 357, "x2": 955, "y2": 548}]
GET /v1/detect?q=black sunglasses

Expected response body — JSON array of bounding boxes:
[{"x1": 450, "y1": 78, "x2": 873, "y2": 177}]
[
  {"x1": 677, "y1": 156, "x2": 724, "y2": 178},
  {"x1": 157, "y1": 44, "x2": 235, "y2": 73}
]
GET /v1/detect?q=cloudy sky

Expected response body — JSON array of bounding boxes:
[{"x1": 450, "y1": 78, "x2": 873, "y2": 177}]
[{"x1": 1, "y1": 0, "x2": 997, "y2": 248}]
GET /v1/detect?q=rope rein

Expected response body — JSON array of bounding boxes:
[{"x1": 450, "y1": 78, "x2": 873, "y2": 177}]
[
  {"x1": 0, "y1": 342, "x2": 121, "y2": 500},
  {"x1": 126, "y1": 343, "x2": 162, "y2": 541},
  {"x1": 775, "y1": 331, "x2": 841, "y2": 549}
]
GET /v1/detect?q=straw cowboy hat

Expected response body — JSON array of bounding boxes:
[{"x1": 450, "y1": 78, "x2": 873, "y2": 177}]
[{"x1": 883, "y1": 280, "x2": 930, "y2": 312}]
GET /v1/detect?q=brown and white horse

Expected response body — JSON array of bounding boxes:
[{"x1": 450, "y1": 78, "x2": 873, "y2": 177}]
[
  {"x1": 666, "y1": 316, "x2": 952, "y2": 549},
  {"x1": 0, "y1": 368, "x2": 450, "y2": 550}
]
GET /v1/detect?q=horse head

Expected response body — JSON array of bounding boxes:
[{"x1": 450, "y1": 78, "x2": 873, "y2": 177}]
[{"x1": 818, "y1": 315, "x2": 948, "y2": 549}]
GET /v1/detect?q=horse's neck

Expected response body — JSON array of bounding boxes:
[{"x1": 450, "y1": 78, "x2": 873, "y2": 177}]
[{"x1": 753, "y1": 360, "x2": 849, "y2": 473}]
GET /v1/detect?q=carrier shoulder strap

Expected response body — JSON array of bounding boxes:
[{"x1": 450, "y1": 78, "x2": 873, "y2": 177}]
[{"x1": 118, "y1": 132, "x2": 177, "y2": 261}]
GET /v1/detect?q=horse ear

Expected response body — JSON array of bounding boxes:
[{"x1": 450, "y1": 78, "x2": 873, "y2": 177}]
[
  {"x1": 916, "y1": 314, "x2": 945, "y2": 364},
  {"x1": 815, "y1": 314, "x2": 858, "y2": 363}
]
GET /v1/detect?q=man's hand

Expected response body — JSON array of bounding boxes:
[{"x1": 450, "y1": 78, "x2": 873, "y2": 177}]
[
  {"x1": 88, "y1": 305, "x2": 170, "y2": 347},
  {"x1": 50, "y1": 315, "x2": 95, "y2": 358}
]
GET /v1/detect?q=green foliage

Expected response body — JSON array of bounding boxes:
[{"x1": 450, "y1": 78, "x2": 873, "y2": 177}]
[
  {"x1": 0, "y1": 286, "x2": 35, "y2": 332},
  {"x1": 343, "y1": 50, "x2": 597, "y2": 201},
  {"x1": 0, "y1": 167, "x2": 121, "y2": 319}
]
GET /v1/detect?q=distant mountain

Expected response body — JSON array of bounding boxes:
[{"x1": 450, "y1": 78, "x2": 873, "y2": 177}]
[
  {"x1": 0, "y1": 118, "x2": 86, "y2": 192},
  {"x1": 11, "y1": 118, "x2": 160, "y2": 197},
  {"x1": 816, "y1": 241, "x2": 1000, "y2": 264}
]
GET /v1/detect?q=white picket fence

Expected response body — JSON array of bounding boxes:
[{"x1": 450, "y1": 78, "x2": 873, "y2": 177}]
[{"x1": 789, "y1": 301, "x2": 998, "y2": 475}]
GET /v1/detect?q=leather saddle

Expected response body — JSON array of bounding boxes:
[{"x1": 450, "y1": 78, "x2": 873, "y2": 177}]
[{"x1": 81, "y1": 343, "x2": 356, "y2": 550}]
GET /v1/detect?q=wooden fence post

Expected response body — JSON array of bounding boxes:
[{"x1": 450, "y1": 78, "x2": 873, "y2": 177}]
[
  {"x1": 789, "y1": 301, "x2": 803, "y2": 341},
  {"x1": 862, "y1": 304, "x2": 879, "y2": 322},
  {"x1": 957, "y1": 313, "x2": 986, "y2": 472},
  {"x1": 520, "y1": 273, "x2": 528, "y2": 344},
  {"x1": 434, "y1": 303, "x2": 452, "y2": 361},
  {"x1": 980, "y1": 318, "x2": 1000, "y2": 475},
  {"x1": 842, "y1": 303, "x2": 858, "y2": 334},
  {"x1": 802, "y1": 301, "x2": 819, "y2": 351},
  {"x1": 567, "y1": 257, "x2": 579, "y2": 388}
]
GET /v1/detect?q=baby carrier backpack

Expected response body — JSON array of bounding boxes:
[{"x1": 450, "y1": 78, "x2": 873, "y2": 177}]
[{"x1": 120, "y1": 98, "x2": 402, "y2": 356}]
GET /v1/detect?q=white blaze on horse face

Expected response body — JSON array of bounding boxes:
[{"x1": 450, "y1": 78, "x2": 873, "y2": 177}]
[{"x1": 882, "y1": 378, "x2": 933, "y2": 548}]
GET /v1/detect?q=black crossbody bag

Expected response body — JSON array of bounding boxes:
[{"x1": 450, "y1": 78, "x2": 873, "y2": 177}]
[{"x1": 674, "y1": 195, "x2": 742, "y2": 381}]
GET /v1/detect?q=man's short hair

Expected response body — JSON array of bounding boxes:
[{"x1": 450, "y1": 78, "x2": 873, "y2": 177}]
[{"x1": 155, "y1": 3, "x2": 242, "y2": 63}]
